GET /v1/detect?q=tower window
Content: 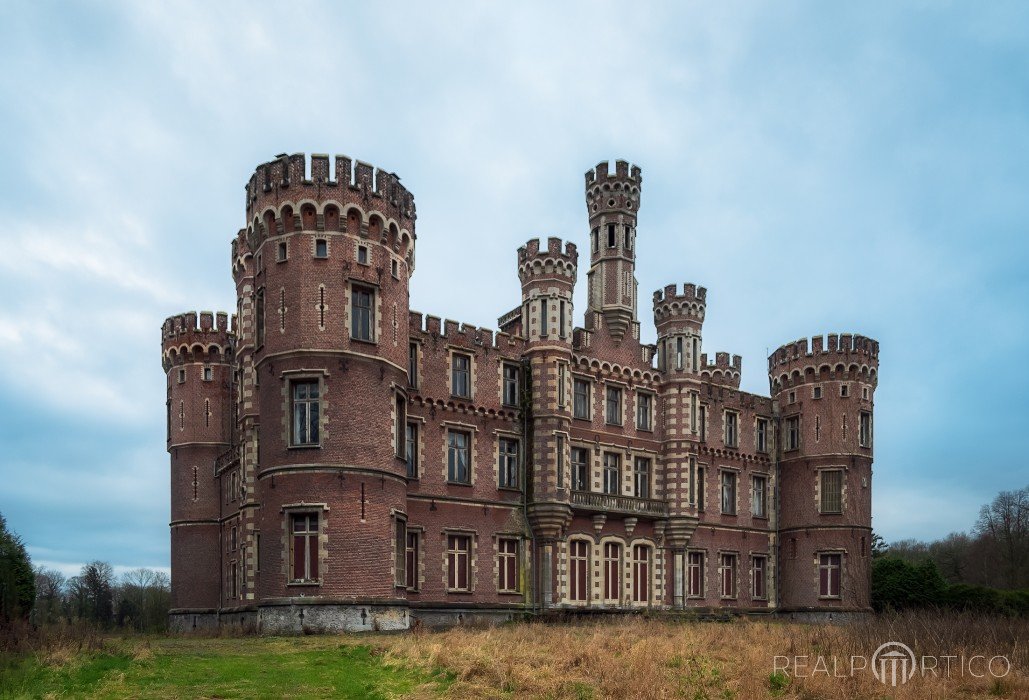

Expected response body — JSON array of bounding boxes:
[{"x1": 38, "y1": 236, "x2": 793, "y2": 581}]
[
  {"x1": 539, "y1": 298, "x2": 548, "y2": 336},
  {"x1": 859, "y1": 411, "x2": 872, "y2": 447},
  {"x1": 676, "y1": 337, "x2": 684, "y2": 370},
  {"x1": 394, "y1": 517, "x2": 407, "y2": 587},
  {"x1": 277, "y1": 241, "x2": 287, "y2": 262},
  {"x1": 624, "y1": 225, "x2": 631, "y2": 249},
  {"x1": 405, "y1": 422, "x2": 419, "y2": 478},
  {"x1": 289, "y1": 512, "x2": 319, "y2": 582},
  {"x1": 813, "y1": 386, "x2": 822, "y2": 399},
  {"x1": 405, "y1": 531, "x2": 419, "y2": 590},
  {"x1": 607, "y1": 224, "x2": 615, "y2": 247},
  {"x1": 350, "y1": 285, "x2": 375, "y2": 341},
  {"x1": 203, "y1": 366, "x2": 213, "y2": 381},
  {"x1": 820, "y1": 469, "x2": 843, "y2": 513},
  {"x1": 591, "y1": 228, "x2": 599, "y2": 253},
  {"x1": 177, "y1": 368, "x2": 186, "y2": 384},
  {"x1": 819, "y1": 553, "x2": 842, "y2": 598},
  {"x1": 785, "y1": 415, "x2": 800, "y2": 451},
  {"x1": 314, "y1": 239, "x2": 328, "y2": 258},
  {"x1": 840, "y1": 384, "x2": 849, "y2": 398},
  {"x1": 290, "y1": 380, "x2": 320, "y2": 446},
  {"x1": 395, "y1": 394, "x2": 406, "y2": 460},
  {"x1": 391, "y1": 259, "x2": 399, "y2": 278},
  {"x1": 357, "y1": 245, "x2": 369, "y2": 265},
  {"x1": 408, "y1": 342, "x2": 419, "y2": 388}
]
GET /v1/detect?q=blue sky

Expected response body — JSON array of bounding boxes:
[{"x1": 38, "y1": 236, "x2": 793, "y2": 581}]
[{"x1": 0, "y1": 2, "x2": 1026, "y2": 577}]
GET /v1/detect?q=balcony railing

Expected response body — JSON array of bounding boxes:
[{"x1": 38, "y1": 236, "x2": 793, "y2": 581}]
[
  {"x1": 570, "y1": 490, "x2": 669, "y2": 518},
  {"x1": 214, "y1": 447, "x2": 239, "y2": 473}
]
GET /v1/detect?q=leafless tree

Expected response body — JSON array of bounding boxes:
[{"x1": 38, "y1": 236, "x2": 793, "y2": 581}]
[{"x1": 974, "y1": 486, "x2": 1029, "y2": 589}]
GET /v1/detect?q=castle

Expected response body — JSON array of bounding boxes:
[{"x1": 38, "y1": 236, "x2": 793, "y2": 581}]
[{"x1": 161, "y1": 153, "x2": 879, "y2": 632}]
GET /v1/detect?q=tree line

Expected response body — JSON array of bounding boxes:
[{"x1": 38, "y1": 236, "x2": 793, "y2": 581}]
[
  {"x1": 873, "y1": 485, "x2": 1029, "y2": 614},
  {"x1": 0, "y1": 512, "x2": 170, "y2": 631}
]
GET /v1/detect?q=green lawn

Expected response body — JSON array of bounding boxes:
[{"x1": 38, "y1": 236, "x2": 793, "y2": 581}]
[{"x1": 0, "y1": 636, "x2": 446, "y2": 699}]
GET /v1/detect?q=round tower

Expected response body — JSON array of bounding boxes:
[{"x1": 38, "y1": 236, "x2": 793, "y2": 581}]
[
  {"x1": 768, "y1": 333, "x2": 879, "y2": 614},
  {"x1": 517, "y1": 236, "x2": 577, "y2": 607},
  {"x1": 584, "y1": 160, "x2": 641, "y2": 342},
  {"x1": 162, "y1": 311, "x2": 234, "y2": 627},
  {"x1": 242, "y1": 153, "x2": 416, "y2": 631},
  {"x1": 653, "y1": 283, "x2": 706, "y2": 375}
]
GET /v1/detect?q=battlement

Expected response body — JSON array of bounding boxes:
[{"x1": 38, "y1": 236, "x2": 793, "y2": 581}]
[
  {"x1": 699, "y1": 352, "x2": 742, "y2": 388},
  {"x1": 409, "y1": 310, "x2": 522, "y2": 352},
  {"x1": 653, "y1": 283, "x2": 707, "y2": 327},
  {"x1": 585, "y1": 160, "x2": 642, "y2": 219},
  {"x1": 161, "y1": 311, "x2": 235, "y2": 369},
  {"x1": 245, "y1": 152, "x2": 416, "y2": 225},
  {"x1": 767, "y1": 333, "x2": 879, "y2": 372},
  {"x1": 517, "y1": 237, "x2": 578, "y2": 286}
]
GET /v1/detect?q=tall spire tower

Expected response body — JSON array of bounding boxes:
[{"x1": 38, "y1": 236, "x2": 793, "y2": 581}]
[{"x1": 584, "y1": 160, "x2": 641, "y2": 342}]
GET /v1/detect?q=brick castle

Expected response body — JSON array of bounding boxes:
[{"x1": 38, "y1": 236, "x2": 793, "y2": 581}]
[{"x1": 161, "y1": 153, "x2": 879, "y2": 632}]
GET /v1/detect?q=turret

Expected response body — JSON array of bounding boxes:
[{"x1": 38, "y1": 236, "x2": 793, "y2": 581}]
[
  {"x1": 584, "y1": 160, "x2": 641, "y2": 342},
  {"x1": 768, "y1": 333, "x2": 879, "y2": 613},
  {"x1": 652, "y1": 283, "x2": 706, "y2": 374},
  {"x1": 518, "y1": 237, "x2": 578, "y2": 345},
  {"x1": 161, "y1": 311, "x2": 235, "y2": 615}
]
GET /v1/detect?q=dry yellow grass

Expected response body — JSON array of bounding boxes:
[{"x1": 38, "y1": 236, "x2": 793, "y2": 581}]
[{"x1": 383, "y1": 612, "x2": 1028, "y2": 699}]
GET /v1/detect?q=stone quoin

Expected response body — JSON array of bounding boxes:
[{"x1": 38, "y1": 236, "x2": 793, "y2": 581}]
[{"x1": 160, "y1": 153, "x2": 879, "y2": 632}]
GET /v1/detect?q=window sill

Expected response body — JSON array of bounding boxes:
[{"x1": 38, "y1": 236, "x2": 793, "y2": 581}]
[
  {"x1": 451, "y1": 394, "x2": 473, "y2": 401},
  {"x1": 350, "y1": 337, "x2": 378, "y2": 346},
  {"x1": 287, "y1": 580, "x2": 321, "y2": 587},
  {"x1": 446, "y1": 589, "x2": 472, "y2": 594},
  {"x1": 605, "y1": 422, "x2": 623, "y2": 428},
  {"x1": 446, "y1": 481, "x2": 473, "y2": 487},
  {"x1": 572, "y1": 416, "x2": 591, "y2": 422},
  {"x1": 819, "y1": 511, "x2": 843, "y2": 516},
  {"x1": 288, "y1": 443, "x2": 322, "y2": 450},
  {"x1": 818, "y1": 595, "x2": 842, "y2": 601},
  {"x1": 497, "y1": 590, "x2": 522, "y2": 596},
  {"x1": 498, "y1": 486, "x2": 522, "y2": 493}
]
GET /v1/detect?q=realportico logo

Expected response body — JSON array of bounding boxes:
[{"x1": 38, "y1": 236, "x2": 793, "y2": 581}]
[{"x1": 774, "y1": 641, "x2": 1011, "y2": 687}]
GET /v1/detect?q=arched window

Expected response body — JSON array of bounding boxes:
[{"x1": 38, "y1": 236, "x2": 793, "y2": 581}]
[
  {"x1": 632, "y1": 544, "x2": 651, "y2": 603},
  {"x1": 603, "y1": 542, "x2": 622, "y2": 603},
  {"x1": 568, "y1": 540, "x2": 590, "y2": 602}
]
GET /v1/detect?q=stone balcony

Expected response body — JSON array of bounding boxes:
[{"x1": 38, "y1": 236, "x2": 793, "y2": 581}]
[{"x1": 570, "y1": 490, "x2": 669, "y2": 518}]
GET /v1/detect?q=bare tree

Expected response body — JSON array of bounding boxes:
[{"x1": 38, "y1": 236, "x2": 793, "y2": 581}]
[
  {"x1": 974, "y1": 486, "x2": 1029, "y2": 589},
  {"x1": 32, "y1": 566, "x2": 65, "y2": 624}
]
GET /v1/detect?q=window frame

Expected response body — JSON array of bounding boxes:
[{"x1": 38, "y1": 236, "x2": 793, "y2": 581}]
[
  {"x1": 571, "y1": 447, "x2": 590, "y2": 492},
  {"x1": 687, "y1": 551, "x2": 705, "y2": 598},
  {"x1": 314, "y1": 238, "x2": 328, "y2": 258},
  {"x1": 631, "y1": 544, "x2": 651, "y2": 603},
  {"x1": 636, "y1": 392, "x2": 653, "y2": 431},
  {"x1": 605, "y1": 385, "x2": 623, "y2": 426},
  {"x1": 568, "y1": 539, "x2": 590, "y2": 602},
  {"x1": 719, "y1": 552, "x2": 738, "y2": 599},
  {"x1": 720, "y1": 470, "x2": 737, "y2": 515},
  {"x1": 756, "y1": 417, "x2": 769, "y2": 453},
  {"x1": 290, "y1": 378, "x2": 321, "y2": 447},
  {"x1": 752, "y1": 475, "x2": 767, "y2": 519},
  {"x1": 288, "y1": 511, "x2": 320, "y2": 584},
  {"x1": 350, "y1": 283, "x2": 375, "y2": 342},
  {"x1": 603, "y1": 541, "x2": 622, "y2": 603},
  {"x1": 394, "y1": 515, "x2": 407, "y2": 588},
  {"x1": 446, "y1": 429, "x2": 472, "y2": 485},
  {"x1": 446, "y1": 533, "x2": 472, "y2": 592},
  {"x1": 405, "y1": 421, "x2": 419, "y2": 478},
  {"x1": 859, "y1": 411, "x2": 872, "y2": 448},
  {"x1": 498, "y1": 436, "x2": 520, "y2": 490},
  {"x1": 405, "y1": 530, "x2": 420, "y2": 590},
  {"x1": 633, "y1": 456, "x2": 651, "y2": 499},
  {"x1": 819, "y1": 469, "x2": 843, "y2": 514},
  {"x1": 572, "y1": 377, "x2": 591, "y2": 420},
  {"x1": 753, "y1": 555, "x2": 768, "y2": 600},
  {"x1": 497, "y1": 537, "x2": 520, "y2": 593},
  {"x1": 819, "y1": 552, "x2": 843, "y2": 598},
  {"x1": 785, "y1": 415, "x2": 800, "y2": 451},
  {"x1": 451, "y1": 352, "x2": 472, "y2": 399},
  {"x1": 501, "y1": 362, "x2": 520, "y2": 407},
  {"x1": 602, "y1": 452, "x2": 620, "y2": 495}
]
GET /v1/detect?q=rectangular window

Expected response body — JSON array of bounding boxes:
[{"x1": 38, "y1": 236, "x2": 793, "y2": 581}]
[
  {"x1": 446, "y1": 534, "x2": 471, "y2": 591},
  {"x1": 498, "y1": 538, "x2": 519, "y2": 593},
  {"x1": 405, "y1": 422, "x2": 418, "y2": 478},
  {"x1": 603, "y1": 542, "x2": 621, "y2": 602},
  {"x1": 569, "y1": 540, "x2": 589, "y2": 601},
  {"x1": 624, "y1": 225, "x2": 632, "y2": 249},
  {"x1": 756, "y1": 418, "x2": 769, "y2": 453},
  {"x1": 314, "y1": 238, "x2": 328, "y2": 258},
  {"x1": 676, "y1": 337, "x2": 684, "y2": 370},
  {"x1": 605, "y1": 386, "x2": 622, "y2": 425},
  {"x1": 699, "y1": 405, "x2": 707, "y2": 441},
  {"x1": 820, "y1": 469, "x2": 843, "y2": 514},
  {"x1": 633, "y1": 457, "x2": 651, "y2": 499},
  {"x1": 203, "y1": 366, "x2": 213, "y2": 381},
  {"x1": 498, "y1": 437, "x2": 519, "y2": 489},
  {"x1": 391, "y1": 259, "x2": 398, "y2": 278},
  {"x1": 405, "y1": 531, "x2": 419, "y2": 590},
  {"x1": 603, "y1": 453, "x2": 620, "y2": 495},
  {"x1": 752, "y1": 475, "x2": 767, "y2": 518},
  {"x1": 290, "y1": 513, "x2": 319, "y2": 582},
  {"x1": 256, "y1": 288, "x2": 265, "y2": 347},
  {"x1": 351, "y1": 285, "x2": 374, "y2": 341},
  {"x1": 724, "y1": 411, "x2": 738, "y2": 447},
  {"x1": 840, "y1": 383, "x2": 850, "y2": 397},
  {"x1": 556, "y1": 436, "x2": 565, "y2": 488},
  {"x1": 447, "y1": 430, "x2": 472, "y2": 484},
  {"x1": 689, "y1": 457, "x2": 696, "y2": 505},
  {"x1": 697, "y1": 466, "x2": 706, "y2": 512},
  {"x1": 177, "y1": 368, "x2": 186, "y2": 384},
  {"x1": 859, "y1": 411, "x2": 872, "y2": 448},
  {"x1": 819, "y1": 553, "x2": 842, "y2": 597},
  {"x1": 394, "y1": 517, "x2": 407, "y2": 587},
  {"x1": 557, "y1": 363, "x2": 567, "y2": 407},
  {"x1": 785, "y1": 416, "x2": 800, "y2": 451},
  {"x1": 291, "y1": 380, "x2": 320, "y2": 446},
  {"x1": 571, "y1": 447, "x2": 589, "y2": 491},
  {"x1": 813, "y1": 385, "x2": 823, "y2": 399},
  {"x1": 720, "y1": 553, "x2": 737, "y2": 598},
  {"x1": 357, "y1": 245, "x2": 368, "y2": 264},
  {"x1": 395, "y1": 394, "x2": 406, "y2": 460},
  {"x1": 451, "y1": 354, "x2": 471, "y2": 398},
  {"x1": 408, "y1": 342, "x2": 418, "y2": 388},
  {"x1": 559, "y1": 300, "x2": 566, "y2": 338},
  {"x1": 573, "y1": 378, "x2": 590, "y2": 420},
  {"x1": 539, "y1": 298, "x2": 549, "y2": 336},
  {"x1": 277, "y1": 241, "x2": 287, "y2": 261},
  {"x1": 502, "y1": 363, "x2": 519, "y2": 406},
  {"x1": 687, "y1": 552, "x2": 704, "y2": 598},
  {"x1": 591, "y1": 228, "x2": 599, "y2": 253},
  {"x1": 691, "y1": 393, "x2": 698, "y2": 433},
  {"x1": 721, "y1": 471, "x2": 737, "y2": 515},
  {"x1": 753, "y1": 556, "x2": 767, "y2": 599},
  {"x1": 636, "y1": 393, "x2": 652, "y2": 431},
  {"x1": 632, "y1": 545, "x2": 650, "y2": 603},
  {"x1": 692, "y1": 337, "x2": 699, "y2": 372},
  {"x1": 607, "y1": 223, "x2": 616, "y2": 247}
]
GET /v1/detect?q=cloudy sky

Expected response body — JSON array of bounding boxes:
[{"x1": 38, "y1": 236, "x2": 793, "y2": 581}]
[{"x1": 1, "y1": 2, "x2": 1026, "y2": 577}]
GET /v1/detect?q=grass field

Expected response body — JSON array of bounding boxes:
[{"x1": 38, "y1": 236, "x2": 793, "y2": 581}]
[{"x1": 1, "y1": 612, "x2": 1026, "y2": 698}]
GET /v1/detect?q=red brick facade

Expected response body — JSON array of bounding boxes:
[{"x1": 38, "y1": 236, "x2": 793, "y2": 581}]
[{"x1": 160, "y1": 154, "x2": 878, "y2": 630}]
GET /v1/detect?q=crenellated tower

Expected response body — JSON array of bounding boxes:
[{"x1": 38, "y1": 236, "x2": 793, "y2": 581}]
[
  {"x1": 584, "y1": 160, "x2": 641, "y2": 344},
  {"x1": 518, "y1": 236, "x2": 577, "y2": 607},
  {"x1": 653, "y1": 283, "x2": 706, "y2": 375},
  {"x1": 768, "y1": 333, "x2": 879, "y2": 613},
  {"x1": 162, "y1": 311, "x2": 235, "y2": 619}
]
